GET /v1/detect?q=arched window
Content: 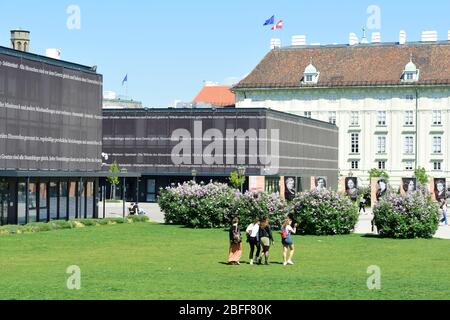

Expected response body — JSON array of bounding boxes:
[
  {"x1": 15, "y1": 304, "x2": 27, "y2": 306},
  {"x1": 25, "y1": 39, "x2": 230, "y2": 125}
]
[{"x1": 16, "y1": 42, "x2": 22, "y2": 51}]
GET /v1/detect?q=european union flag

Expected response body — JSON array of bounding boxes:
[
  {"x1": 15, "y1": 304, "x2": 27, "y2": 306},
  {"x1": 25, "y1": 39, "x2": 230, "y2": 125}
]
[{"x1": 264, "y1": 15, "x2": 275, "y2": 26}]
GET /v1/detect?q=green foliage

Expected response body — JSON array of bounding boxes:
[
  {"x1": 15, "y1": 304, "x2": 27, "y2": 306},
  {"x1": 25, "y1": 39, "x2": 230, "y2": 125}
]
[
  {"x1": 290, "y1": 190, "x2": 359, "y2": 236},
  {"x1": 127, "y1": 215, "x2": 150, "y2": 223},
  {"x1": 368, "y1": 168, "x2": 390, "y2": 181},
  {"x1": 0, "y1": 216, "x2": 149, "y2": 236},
  {"x1": 232, "y1": 191, "x2": 288, "y2": 230},
  {"x1": 414, "y1": 167, "x2": 429, "y2": 186},
  {"x1": 107, "y1": 160, "x2": 120, "y2": 186},
  {"x1": 159, "y1": 182, "x2": 237, "y2": 228},
  {"x1": 373, "y1": 192, "x2": 440, "y2": 239},
  {"x1": 229, "y1": 170, "x2": 246, "y2": 189}
]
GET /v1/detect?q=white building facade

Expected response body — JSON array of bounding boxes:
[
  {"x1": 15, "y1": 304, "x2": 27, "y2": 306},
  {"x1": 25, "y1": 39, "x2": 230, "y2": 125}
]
[{"x1": 234, "y1": 40, "x2": 450, "y2": 188}]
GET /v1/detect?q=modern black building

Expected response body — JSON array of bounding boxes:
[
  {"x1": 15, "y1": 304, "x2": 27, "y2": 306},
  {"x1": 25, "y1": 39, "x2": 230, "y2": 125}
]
[
  {"x1": 102, "y1": 108, "x2": 339, "y2": 202},
  {"x1": 0, "y1": 45, "x2": 105, "y2": 225}
]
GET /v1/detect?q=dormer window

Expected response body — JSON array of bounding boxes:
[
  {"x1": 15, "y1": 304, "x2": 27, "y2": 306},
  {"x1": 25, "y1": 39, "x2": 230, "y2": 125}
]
[
  {"x1": 302, "y1": 59, "x2": 320, "y2": 84},
  {"x1": 402, "y1": 55, "x2": 420, "y2": 82}
]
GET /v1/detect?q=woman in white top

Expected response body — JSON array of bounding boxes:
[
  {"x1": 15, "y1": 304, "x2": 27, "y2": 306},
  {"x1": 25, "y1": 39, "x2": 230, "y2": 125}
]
[
  {"x1": 246, "y1": 217, "x2": 260, "y2": 265},
  {"x1": 280, "y1": 218, "x2": 298, "y2": 266}
]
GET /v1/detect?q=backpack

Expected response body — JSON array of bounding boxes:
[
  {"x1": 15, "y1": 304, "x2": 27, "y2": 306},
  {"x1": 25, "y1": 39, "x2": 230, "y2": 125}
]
[
  {"x1": 232, "y1": 227, "x2": 241, "y2": 244},
  {"x1": 281, "y1": 227, "x2": 289, "y2": 240}
]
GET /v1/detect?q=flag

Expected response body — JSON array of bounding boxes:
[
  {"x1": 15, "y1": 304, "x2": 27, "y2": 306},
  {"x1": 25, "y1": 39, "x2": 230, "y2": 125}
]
[
  {"x1": 272, "y1": 20, "x2": 283, "y2": 30},
  {"x1": 263, "y1": 15, "x2": 275, "y2": 26},
  {"x1": 122, "y1": 74, "x2": 128, "y2": 86}
]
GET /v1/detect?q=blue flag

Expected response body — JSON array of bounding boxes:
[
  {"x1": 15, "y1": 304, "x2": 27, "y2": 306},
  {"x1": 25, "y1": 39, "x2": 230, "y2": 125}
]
[
  {"x1": 122, "y1": 74, "x2": 128, "y2": 86},
  {"x1": 264, "y1": 15, "x2": 275, "y2": 26}
]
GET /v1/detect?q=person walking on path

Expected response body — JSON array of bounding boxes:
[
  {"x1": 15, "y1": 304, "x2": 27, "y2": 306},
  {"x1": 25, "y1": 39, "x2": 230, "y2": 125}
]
[
  {"x1": 359, "y1": 196, "x2": 366, "y2": 214},
  {"x1": 280, "y1": 218, "x2": 298, "y2": 266},
  {"x1": 228, "y1": 217, "x2": 243, "y2": 265},
  {"x1": 440, "y1": 198, "x2": 448, "y2": 226},
  {"x1": 246, "y1": 217, "x2": 261, "y2": 265},
  {"x1": 258, "y1": 217, "x2": 274, "y2": 265}
]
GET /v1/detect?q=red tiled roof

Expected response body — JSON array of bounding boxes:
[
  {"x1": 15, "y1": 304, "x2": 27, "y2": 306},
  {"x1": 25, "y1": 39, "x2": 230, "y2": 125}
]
[
  {"x1": 193, "y1": 86, "x2": 235, "y2": 107},
  {"x1": 233, "y1": 42, "x2": 450, "y2": 89}
]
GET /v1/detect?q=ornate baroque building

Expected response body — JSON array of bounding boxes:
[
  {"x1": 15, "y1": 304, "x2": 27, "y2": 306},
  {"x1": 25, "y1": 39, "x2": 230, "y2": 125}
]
[{"x1": 233, "y1": 40, "x2": 450, "y2": 188}]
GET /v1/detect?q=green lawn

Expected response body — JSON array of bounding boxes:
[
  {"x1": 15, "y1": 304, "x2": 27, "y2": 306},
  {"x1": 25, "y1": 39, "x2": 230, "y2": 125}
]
[{"x1": 0, "y1": 223, "x2": 449, "y2": 300}]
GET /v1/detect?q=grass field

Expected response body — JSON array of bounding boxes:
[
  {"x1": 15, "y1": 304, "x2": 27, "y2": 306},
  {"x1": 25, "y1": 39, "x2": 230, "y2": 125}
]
[{"x1": 0, "y1": 223, "x2": 449, "y2": 300}]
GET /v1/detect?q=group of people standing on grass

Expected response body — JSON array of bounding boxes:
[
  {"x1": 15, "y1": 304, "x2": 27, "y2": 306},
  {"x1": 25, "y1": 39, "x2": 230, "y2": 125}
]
[{"x1": 228, "y1": 216, "x2": 298, "y2": 266}]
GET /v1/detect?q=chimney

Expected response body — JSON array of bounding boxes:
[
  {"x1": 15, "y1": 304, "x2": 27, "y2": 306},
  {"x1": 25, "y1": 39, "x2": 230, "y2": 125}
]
[
  {"x1": 270, "y1": 38, "x2": 281, "y2": 50},
  {"x1": 291, "y1": 35, "x2": 306, "y2": 46},
  {"x1": 421, "y1": 30, "x2": 438, "y2": 42},
  {"x1": 46, "y1": 48, "x2": 61, "y2": 60},
  {"x1": 399, "y1": 30, "x2": 407, "y2": 45},
  {"x1": 349, "y1": 33, "x2": 359, "y2": 46},
  {"x1": 371, "y1": 32, "x2": 381, "y2": 43},
  {"x1": 10, "y1": 29, "x2": 30, "y2": 52}
]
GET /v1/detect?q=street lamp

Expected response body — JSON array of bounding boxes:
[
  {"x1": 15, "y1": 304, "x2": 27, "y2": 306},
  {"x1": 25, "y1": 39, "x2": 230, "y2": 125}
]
[
  {"x1": 191, "y1": 169, "x2": 198, "y2": 183},
  {"x1": 238, "y1": 166, "x2": 246, "y2": 194}
]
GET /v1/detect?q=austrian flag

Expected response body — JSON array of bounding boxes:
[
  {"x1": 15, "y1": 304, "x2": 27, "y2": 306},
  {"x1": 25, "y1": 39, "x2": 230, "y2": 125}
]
[{"x1": 272, "y1": 20, "x2": 283, "y2": 30}]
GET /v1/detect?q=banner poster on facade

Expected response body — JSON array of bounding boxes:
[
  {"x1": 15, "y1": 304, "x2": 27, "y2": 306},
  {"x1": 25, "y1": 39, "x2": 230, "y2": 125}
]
[
  {"x1": 314, "y1": 177, "x2": 327, "y2": 192},
  {"x1": 401, "y1": 178, "x2": 417, "y2": 195},
  {"x1": 345, "y1": 177, "x2": 358, "y2": 201},
  {"x1": 284, "y1": 176, "x2": 296, "y2": 201},
  {"x1": 371, "y1": 178, "x2": 388, "y2": 208},
  {"x1": 434, "y1": 178, "x2": 447, "y2": 202}
]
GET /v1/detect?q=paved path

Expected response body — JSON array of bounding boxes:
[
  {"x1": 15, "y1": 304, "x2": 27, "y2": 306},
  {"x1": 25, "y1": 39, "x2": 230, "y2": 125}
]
[{"x1": 99, "y1": 202, "x2": 165, "y2": 223}]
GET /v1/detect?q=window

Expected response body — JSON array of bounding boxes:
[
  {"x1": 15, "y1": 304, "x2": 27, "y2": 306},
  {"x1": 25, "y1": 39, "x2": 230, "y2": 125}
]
[
  {"x1": 350, "y1": 111, "x2": 359, "y2": 126},
  {"x1": 329, "y1": 112, "x2": 337, "y2": 125},
  {"x1": 433, "y1": 161, "x2": 443, "y2": 171},
  {"x1": 377, "y1": 111, "x2": 386, "y2": 126},
  {"x1": 432, "y1": 110, "x2": 442, "y2": 125},
  {"x1": 305, "y1": 75, "x2": 313, "y2": 82},
  {"x1": 377, "y1": 136, "x2": 386, "y2": 154},
  {"x1": 304, "y1": 111, "x2": 312, "y2": 119},
  {"x1": 405, "y1": 161, "x2": 414, "y2": 171},
  {"x1": 406, "y1": 72, "x2": 414, "y2": 80},
  {"x1": 405, "y1": 94, "x2": 415, "y2": 100},
  {"x1": 351, "y1": 161, "x2": 359, "y2": 170},
  {"x1": 404, "y1": 111, "x2": 414, "y2": 126},
  {"x1": 433, "y1": 136, "x2": 442, "y2": 154},
  {"x1": 351, "y1": 133, "x2": 359, "y2": 154},
  {"x1": 378, "y1": 161, "x2": 386, "y2": 170},
  {"x1": 404, "y1": 136, "x2": 414, "y2": 154}
]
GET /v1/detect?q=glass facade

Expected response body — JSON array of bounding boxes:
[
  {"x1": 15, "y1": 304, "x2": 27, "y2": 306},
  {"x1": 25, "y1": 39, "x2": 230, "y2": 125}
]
[
  {"x1": 29, "y1": 182, "x2": 38, "y2": 223},
  {"x1": 0, "y1": 180, "x2": 8, "y2": 226},
  {"x1": 49, "y1": 182, "x2": 58, "y2": 220},
  {"x1": 60, "y1": 181, "x2": 68, "y2": 220},
  {"x1": 39, "y1": 183, "x2": 48, "y2": 222},
  {"x1": 17, "y1": 182, "x2": 27, "y2": 225}
]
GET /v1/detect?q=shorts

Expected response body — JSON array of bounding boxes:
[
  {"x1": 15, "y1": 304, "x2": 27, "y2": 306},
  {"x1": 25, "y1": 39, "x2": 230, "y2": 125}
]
[
  {"x1": 260, "y1": 237, "x2": 271, "y2": 247},
  {"x1": 282, "y1": 237, "x2": 293, "y2": 247}
]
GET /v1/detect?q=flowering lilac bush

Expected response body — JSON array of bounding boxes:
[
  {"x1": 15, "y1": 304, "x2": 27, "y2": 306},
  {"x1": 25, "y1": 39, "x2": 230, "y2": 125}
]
[
  {"x1": 290, "y1": 190, "x2": 359, "y2": 235},
  {"x1": 373, "y1": 192, "x2": 440, "y2": 239},
  {"x1": 231, "y1": 191, "x2": 289, "y2": 230},
  {"x1": 159, "y1": 182, "x2": 236, "y2": 228}
]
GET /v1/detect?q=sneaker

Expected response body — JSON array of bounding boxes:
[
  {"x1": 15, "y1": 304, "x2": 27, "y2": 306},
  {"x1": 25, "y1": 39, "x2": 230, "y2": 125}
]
[
  {"x1": 249, "y1": 260, "x2": 254, "y2": 265},
  {"x1": 287, "y1": 260, "x2": 294, "y2": 265},
  {"x1": 283, "y1": 262, "x2": 288, "y2": 266},
  {"x1": 236, "y1": 261, "x2": 240, "y2": 265}
]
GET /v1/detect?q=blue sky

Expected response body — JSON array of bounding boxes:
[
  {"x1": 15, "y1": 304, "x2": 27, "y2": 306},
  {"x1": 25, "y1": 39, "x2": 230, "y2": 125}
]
[{"x1": 0, "y1": 1, "x2": 449, "y2": 107}]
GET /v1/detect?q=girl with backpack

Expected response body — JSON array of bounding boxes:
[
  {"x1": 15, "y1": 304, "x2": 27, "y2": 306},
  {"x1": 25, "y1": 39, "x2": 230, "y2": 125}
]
[
  {"x1": 281, "y1": 218, "x2": 298, "y2": 266},
  {"x1": 228, "y1": 217, "x2": 242, "y2": 265}
]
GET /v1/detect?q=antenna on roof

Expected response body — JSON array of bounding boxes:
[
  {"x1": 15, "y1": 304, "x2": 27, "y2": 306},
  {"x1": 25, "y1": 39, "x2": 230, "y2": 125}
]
[{"x1": 360, "y1": 27, "x2": 369, "y2": 44}]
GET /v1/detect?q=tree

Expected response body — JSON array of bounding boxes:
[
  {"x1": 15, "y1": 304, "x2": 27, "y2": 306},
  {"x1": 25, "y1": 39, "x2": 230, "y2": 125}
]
[
  {"x1": 414, "y1": 167, "x2": 429, "y2": 186},
  {"x1": 229, "y1": 170, "x2": 245, "y2": 190},
  {"x1": 368, "y1": 168, "x2": 389, "y2": 181},
  {"x1": 107, "y1": 161, "x2": 120, "y2": 200}
]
